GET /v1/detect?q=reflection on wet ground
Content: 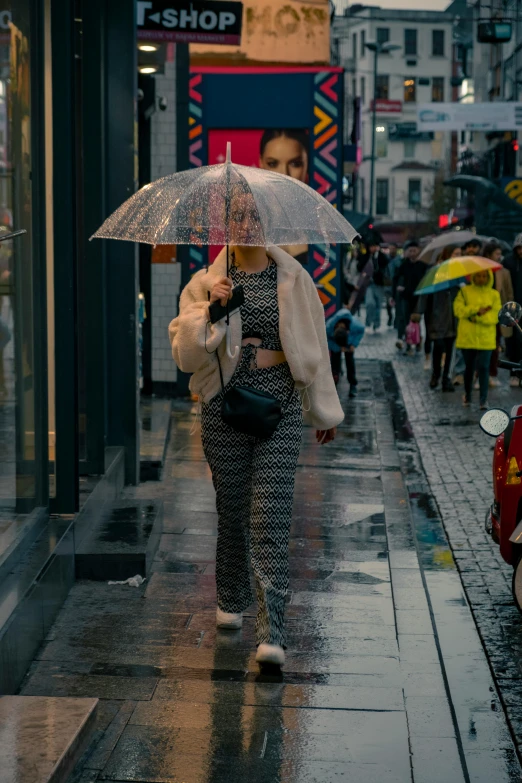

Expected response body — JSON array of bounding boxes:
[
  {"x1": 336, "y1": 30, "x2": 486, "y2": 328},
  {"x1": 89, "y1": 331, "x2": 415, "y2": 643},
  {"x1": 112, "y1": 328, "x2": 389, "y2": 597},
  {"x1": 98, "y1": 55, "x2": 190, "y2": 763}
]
[{"x1": 18, "y1": 362, "x2": 521, "y2": 782}]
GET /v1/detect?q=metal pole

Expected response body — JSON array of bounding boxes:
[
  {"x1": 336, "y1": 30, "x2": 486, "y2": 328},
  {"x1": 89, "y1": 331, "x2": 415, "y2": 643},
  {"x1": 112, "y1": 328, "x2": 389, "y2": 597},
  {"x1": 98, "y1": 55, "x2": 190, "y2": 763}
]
[{"x1": 369, "y1": 46, "x2": 378, "y2": 218}]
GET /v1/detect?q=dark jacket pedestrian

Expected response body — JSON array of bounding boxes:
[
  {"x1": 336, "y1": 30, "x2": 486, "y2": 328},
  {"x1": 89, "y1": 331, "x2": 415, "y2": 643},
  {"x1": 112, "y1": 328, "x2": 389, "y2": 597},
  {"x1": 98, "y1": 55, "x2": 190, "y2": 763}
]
[
  {"x1": 500, "y1": 234, "x2": 522, "y2": 379},
  {"x1": 348, "y1": 255, "x2": 374, "y2": 315},
  {"x1": 503, "y1": 234, "x2": 522, "y2": 304},
  {"x1": 393, "y1": 240, "x2": 427, "y2": 344}
]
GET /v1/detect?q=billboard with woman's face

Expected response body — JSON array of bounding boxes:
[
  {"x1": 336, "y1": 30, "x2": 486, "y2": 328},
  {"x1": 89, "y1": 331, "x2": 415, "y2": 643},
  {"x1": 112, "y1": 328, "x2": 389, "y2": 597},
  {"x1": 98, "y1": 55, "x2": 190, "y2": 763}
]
[{"x1": 188, "y1": 66, "x2": 343, "y2": 316}]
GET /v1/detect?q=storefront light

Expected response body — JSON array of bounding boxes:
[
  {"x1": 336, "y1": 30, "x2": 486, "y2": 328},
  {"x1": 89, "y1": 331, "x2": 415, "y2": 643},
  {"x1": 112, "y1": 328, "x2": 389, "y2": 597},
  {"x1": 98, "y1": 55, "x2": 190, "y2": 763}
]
[
  {"x1": 376, "y1": 126, "x2": 385, "y2": 132},
  {"x1": 139, "y1": 44, "x2": 158, "y2": 52},
  {"x1": 139, "y1": 66, "x2": 158, "y2": 74}
]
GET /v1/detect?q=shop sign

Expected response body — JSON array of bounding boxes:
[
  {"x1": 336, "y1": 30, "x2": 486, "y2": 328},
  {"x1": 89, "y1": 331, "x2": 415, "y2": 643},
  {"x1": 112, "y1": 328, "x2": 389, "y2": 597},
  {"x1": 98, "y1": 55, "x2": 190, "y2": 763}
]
[
  {"x1": 370, "y1": 99, "x2": 402, "y2": 114},
  {"x1": 418, "y1": 101, "x2": 522, "y2": 131},
  {"x1": 388, "y1": 122, "x2": 433, "y2": 141},
  {"x1": 137, "y1": 0, "x2": 243, "y2": 44}
]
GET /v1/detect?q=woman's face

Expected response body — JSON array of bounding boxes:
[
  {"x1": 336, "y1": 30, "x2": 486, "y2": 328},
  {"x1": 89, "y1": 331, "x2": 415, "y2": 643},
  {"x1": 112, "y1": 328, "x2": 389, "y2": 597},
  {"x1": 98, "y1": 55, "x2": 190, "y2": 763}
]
[
  {"x1": 490, "y1": 248, "x2": 502, "y2": 263},
  {"x1": 452, "y1": 247, "x2": 462, "y2": 257},
  {"x1": 228, "y1": 193, "x2": 261, "y2": 245},
  {"x1": 259, "y1": 136, "x2": 308, "y2": 181}
]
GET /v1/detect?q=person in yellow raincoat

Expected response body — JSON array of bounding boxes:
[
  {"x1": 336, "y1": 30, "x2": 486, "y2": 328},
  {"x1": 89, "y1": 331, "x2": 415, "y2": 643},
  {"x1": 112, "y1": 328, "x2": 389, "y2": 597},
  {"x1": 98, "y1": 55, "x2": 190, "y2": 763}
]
[{"x1": 454, "y1": 270, "x2": 501, "y2": 410}]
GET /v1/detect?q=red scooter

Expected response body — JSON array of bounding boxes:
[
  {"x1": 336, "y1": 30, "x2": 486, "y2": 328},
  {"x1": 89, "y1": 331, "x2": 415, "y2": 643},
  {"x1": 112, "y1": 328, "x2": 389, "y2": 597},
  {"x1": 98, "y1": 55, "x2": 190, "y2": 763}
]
[{"x1": 481, "y1": 302, "x2": 522, "y2": 612}]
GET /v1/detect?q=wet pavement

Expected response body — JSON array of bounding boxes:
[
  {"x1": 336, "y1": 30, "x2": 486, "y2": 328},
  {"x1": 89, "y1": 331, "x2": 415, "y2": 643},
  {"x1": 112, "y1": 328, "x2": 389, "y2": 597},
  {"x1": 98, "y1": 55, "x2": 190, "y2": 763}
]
[
  {"x1": 359, "y1": 323, "x2": 522, "y2": 773},
  {"x1": 18, "y1": 360, "x2": 522, "y2": 782}
]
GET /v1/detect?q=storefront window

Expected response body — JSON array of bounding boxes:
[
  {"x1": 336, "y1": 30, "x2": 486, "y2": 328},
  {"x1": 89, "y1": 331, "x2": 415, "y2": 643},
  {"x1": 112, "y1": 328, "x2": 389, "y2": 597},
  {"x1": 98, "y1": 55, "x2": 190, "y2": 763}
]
[{"x1": 1, "y1": 2, "x2": 37, "y2": 510}]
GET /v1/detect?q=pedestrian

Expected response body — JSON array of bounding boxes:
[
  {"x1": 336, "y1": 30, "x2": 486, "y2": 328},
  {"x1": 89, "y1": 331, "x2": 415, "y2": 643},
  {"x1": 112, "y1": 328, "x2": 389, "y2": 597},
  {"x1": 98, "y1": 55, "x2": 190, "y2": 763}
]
[
  {"x1": 461, "y1": 238, "x2": 482, "y2": 257},
  {"x1": 347, "y1": 247, "x2": 374, "y2": 315},
  {"x1": 169, "y1": 227, "x2": 344, "y2": 670},
  {"x1": 482, "y1": 242, "x2": 513, "y2": 389},
  {"x1": 365, "y1": 240, "x2": 389, "y2": 332},
  {"x1": 453, "y1": 269, "x2": 501, "y2": 409},
  {"x1": 326, "y1": 307, "x2": 365, "y2": 397},
  {"x1": 412, "y1": 246, "x2": 460, "y2": 393},
  {"x1": 342, "y1": 244, "x2": 361, "y2": 307},
  {"x1": 383, "y1": 243, "x2": 400, "y2": 328},
  {"x1": 393, "y1": 239, "x2": 427, "y2": 353},
  {"x1": 501, "y1": 233, "x2": 522, "y2": 387}
]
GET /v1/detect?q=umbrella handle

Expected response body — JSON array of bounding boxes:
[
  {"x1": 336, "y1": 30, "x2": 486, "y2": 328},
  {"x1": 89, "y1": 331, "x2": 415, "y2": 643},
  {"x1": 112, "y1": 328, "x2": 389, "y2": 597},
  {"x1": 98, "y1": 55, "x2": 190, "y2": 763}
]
[{"x1": 226, "y1": 324, "x2": 239, "y2": 359}]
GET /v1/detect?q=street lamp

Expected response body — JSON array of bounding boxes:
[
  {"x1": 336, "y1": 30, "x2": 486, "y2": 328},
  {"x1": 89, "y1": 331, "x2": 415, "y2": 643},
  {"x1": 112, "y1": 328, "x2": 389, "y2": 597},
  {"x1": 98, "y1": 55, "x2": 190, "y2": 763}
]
[{"x1": 365, "y1": 41, "x2": 400, "y2": 219}]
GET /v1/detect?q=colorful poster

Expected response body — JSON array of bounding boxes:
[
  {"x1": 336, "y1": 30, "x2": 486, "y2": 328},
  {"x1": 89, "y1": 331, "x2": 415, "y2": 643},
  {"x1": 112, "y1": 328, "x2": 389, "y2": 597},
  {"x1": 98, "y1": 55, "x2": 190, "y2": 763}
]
[{"x1": 187, "y1": 66, "x2": 343, "y2": 316}]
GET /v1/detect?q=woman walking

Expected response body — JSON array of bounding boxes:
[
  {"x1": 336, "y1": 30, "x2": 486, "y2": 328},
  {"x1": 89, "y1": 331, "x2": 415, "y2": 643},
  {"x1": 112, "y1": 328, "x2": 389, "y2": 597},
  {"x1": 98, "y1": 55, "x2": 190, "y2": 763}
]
[
  {"x1": 169, "y1": 224, "x2": 344, "y2": 667},
  {"x1": 412, "y1": 246, "x2": 461, "y2": 392},
  {"x1": 453, "y1": 270, "x2": 501, "y2": 409}
]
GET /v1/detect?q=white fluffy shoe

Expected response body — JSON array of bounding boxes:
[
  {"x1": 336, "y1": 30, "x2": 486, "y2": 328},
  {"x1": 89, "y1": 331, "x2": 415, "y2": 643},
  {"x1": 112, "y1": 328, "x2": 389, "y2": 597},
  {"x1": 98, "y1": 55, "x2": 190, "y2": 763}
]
[
  {"x1": 216, "y1": 608, "x2": 243, "y2": 629},
  {"x1": 256, "y1": 643, "x2": 285, "y2": 666}
]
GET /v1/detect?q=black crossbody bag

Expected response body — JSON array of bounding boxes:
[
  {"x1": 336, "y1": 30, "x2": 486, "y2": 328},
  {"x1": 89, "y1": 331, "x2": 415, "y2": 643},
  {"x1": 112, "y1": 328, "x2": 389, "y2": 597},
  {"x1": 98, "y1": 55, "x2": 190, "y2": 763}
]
[{"x1": 215, "y1": 349, "x2": 293, "y2": 439}]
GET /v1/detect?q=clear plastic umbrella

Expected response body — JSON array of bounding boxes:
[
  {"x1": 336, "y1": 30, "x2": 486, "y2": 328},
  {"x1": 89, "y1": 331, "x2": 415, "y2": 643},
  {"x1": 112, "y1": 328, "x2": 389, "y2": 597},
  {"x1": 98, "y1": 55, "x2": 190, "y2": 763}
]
[
  {"x1": 92, "y1": 143, "x2": 357, "y2": 248},
  {"x1": 92, "y1": 143, "x2": 358, "y2": 357}
]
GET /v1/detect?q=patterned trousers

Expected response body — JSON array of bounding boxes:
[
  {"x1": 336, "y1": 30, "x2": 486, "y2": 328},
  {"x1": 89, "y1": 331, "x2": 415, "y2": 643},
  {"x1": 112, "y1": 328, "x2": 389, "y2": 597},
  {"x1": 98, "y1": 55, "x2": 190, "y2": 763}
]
[{"x1": 201, "y1": 354, "x2": 302, "y2": 647}]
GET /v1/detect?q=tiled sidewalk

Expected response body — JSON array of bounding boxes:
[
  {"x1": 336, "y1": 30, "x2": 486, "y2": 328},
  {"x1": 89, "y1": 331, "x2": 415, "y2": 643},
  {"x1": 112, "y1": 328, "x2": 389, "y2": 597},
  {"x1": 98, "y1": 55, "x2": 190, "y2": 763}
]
[
  {"x1": 360, "y1": 323, "x2": 522, "y2": 764},
  {"x1": 19, "y1": 362, "x2": 517, "y2": 782}
]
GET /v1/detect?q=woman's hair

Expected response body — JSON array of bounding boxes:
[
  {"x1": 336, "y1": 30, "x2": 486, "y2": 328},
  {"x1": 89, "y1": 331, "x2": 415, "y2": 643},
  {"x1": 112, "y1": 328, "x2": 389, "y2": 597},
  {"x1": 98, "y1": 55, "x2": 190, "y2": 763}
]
[
  {"x1": 259, "y1": 129, "x2": 309, "y2": 157},
  {"x1": 482, "y1": 242, "x2": 501, "y2": 259},
  {"x1": 437, "y1": 243, "x2": 460, "y2": 262}
]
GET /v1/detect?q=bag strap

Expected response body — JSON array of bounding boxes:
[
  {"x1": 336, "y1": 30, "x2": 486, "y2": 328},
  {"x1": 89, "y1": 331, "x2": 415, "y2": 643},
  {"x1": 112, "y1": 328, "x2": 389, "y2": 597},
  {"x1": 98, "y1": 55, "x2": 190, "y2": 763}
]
[
  {"x1": 215, "y1": 348, "x2": 225, "y2": 392},
  {"x1": 216, "y1": 344, "x2": 295, "y2": 406}
]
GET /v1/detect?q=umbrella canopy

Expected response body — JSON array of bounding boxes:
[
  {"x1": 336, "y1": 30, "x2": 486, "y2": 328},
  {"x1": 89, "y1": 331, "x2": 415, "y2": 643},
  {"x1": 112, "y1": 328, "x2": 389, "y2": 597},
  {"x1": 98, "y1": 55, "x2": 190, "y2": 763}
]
[
  {"x1": 92, "y1": 145, "x2": 358, "y2": 248},
  {"x1": 419, "y1": 230, "x2": 510, "y2": 263},
  {"x1": 415, "y1": 256, "x2": 502, "y2": 296}
]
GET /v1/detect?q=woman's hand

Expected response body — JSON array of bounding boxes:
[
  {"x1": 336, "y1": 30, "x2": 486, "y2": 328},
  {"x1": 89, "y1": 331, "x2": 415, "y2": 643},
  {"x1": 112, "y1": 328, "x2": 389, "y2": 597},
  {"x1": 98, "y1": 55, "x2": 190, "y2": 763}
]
[
  {"x1": 477, "y1": 306, "x2": 491, "y2": 316},
  {"x1": 316, "y1": 428, "x2": 336, "y2": 445},
  {"x1": 210, "y1": 277, "x2": 233, "y2": 307}
]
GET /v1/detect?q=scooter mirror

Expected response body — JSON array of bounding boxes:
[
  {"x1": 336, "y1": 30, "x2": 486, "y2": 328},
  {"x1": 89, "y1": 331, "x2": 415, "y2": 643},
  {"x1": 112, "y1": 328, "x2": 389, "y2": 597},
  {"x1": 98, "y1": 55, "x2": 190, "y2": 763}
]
[
  {"x1": 499, "y1": 301, "x2": 522, "y2": 327},
  {"x1": 480, "y1": 408, "x2": 510, "y2": 437}
]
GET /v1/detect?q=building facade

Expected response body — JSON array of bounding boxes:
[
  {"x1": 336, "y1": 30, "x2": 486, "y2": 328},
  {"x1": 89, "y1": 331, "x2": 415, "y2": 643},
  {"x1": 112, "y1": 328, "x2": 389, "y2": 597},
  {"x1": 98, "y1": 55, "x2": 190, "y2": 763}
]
[
  {"x1": 0, "y1": 0, "x2": 141, "y2": 693},
  {"x1": 333, "y1": 7, "x2": 454, "y2": 238}
]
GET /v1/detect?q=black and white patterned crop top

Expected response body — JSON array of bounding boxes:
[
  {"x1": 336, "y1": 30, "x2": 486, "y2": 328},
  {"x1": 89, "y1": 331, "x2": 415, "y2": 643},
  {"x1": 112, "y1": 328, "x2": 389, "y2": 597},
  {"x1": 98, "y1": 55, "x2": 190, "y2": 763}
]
[{"x1": 229, "y1": 258, "x2": 283, "y2": 351}]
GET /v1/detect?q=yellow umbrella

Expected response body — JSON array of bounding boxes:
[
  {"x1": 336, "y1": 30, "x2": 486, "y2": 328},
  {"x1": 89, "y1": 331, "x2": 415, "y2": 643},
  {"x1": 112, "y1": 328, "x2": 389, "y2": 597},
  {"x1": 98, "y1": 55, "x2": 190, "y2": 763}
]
[{"x1": 415, "y1": 256, "x2": 502, "y2": 296}]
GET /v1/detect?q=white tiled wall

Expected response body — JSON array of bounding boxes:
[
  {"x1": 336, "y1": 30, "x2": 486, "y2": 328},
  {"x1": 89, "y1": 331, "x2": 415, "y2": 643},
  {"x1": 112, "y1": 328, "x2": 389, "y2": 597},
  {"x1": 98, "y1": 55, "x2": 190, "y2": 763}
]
[
  {"x1": 150, "y1": 60, "x2": 179, "y2": 384},
  {"x1": 151, "y1": 61, "x2": 176, "y2": 182},
  {"x1": 152, "y1": 263, "x2": 181, "y2": 383}
]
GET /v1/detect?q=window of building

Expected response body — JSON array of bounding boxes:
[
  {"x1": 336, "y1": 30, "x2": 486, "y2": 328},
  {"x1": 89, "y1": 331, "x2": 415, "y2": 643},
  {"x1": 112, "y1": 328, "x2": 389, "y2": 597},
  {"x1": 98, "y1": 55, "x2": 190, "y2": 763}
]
[
  {"x1": 404, "y1": 29, "x2": 417, "y2": 56},
  {"x1": 404, "y1": 78, "x2": 416, "y2": 102},
  {"x1": 432, "y1": 77, "x2": 444, "y2": 102},
  {"x1": 404, "y1": 140, "x2": 416, "y2": 158},
  {"x1": 375, "y1": 74, "x2": 389, "y2": 100},
  {"x1": 361, "y1": 76, "x2": 366, "y2": 104},
  {"x1": 360, "y1": 30, "x2": 366, "y2": 57},
  {"x1": 408, "y1": 179, "x2": 422, "y2": 208},
  {"x1": 352, "y1": 33, "x2": 357, "y2": 59},
  {"x1": 352, "y1": 78, "x2": 357, "y2": 98},
  {"x1": 376, "y1": 179, "x2": 389, "y2": 215},
  {"x1": 377, "y1": 27, "x2": 390, "y2": 46},
  {"x1": 432, "y1": 30, "x2": 445, "y2": 56}
]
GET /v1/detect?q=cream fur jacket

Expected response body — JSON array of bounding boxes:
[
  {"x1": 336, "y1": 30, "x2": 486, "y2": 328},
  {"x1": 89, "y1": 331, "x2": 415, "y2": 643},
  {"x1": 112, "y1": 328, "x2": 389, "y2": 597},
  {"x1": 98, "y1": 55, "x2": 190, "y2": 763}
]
[{"x1": 168, "y1": 245, "x2": 345, "y2": 431}]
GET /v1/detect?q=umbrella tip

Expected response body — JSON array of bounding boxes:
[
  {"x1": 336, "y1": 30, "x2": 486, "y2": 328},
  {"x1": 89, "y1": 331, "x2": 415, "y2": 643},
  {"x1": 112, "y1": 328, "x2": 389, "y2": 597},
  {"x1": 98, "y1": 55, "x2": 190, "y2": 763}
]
[{"x1": 226, "y1": 141, "x2": 231, "y2": 164}]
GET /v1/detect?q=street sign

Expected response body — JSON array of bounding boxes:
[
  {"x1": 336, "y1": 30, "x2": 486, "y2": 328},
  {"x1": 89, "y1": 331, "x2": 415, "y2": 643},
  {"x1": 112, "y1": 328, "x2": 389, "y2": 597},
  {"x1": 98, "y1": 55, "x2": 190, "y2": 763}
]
[
  {"x1": 137, "y1": 0, "x2": 243, "y2": 44},
  {"x1": 388, "y1": 122, "x2": 433, "y2": 141},
  {"x1": 369, "y1": 99, "x2": 402, "y2": 114},
  {"x1": 418, "y1": 102, "x2": 522, "y2": 132}
]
